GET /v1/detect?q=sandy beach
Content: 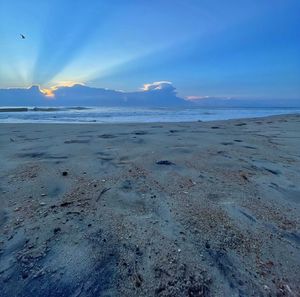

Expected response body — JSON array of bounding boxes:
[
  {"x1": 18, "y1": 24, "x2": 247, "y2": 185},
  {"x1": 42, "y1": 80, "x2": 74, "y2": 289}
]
[{"x1": 0, "y1": 114, "x2": 300, "y2": 297}]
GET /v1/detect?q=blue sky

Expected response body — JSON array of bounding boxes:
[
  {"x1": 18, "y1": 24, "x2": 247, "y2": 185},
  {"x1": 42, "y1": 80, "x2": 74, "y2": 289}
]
[{"x1": 0, "y1": 0, "x2": 299, "y2": 100}]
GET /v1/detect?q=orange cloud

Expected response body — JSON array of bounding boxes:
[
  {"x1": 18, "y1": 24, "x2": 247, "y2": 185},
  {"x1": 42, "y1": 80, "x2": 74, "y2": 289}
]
[
  {"x1": 40, "y1": 81, "x2": 84, "y2": 98},
  {"x1": 40, "y1": 88, "x2": 55, "y2": 98}
]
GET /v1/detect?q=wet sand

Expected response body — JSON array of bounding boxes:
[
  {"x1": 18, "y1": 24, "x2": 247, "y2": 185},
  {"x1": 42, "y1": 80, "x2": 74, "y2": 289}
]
[{"x1": 0, "y1": 114, "x2": 300, "y2": 296}]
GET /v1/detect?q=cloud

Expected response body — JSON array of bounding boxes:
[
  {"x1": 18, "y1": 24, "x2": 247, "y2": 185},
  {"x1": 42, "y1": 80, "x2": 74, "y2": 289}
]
[
  {"x1": 186, "y1": 95, "x2": 232, "y2": 101},
  {"x1": 0, "y1": 82, "x2": 186, "y2": 107},
  {"x1": 141, "y1": 81, "x2": 175, "y2": 92},
  {"x1": 186, "y1": 95, "x2": 211, "y2": 100},
  {"x1": 40, "y1": 81, "x2": 85, "y2": 98}
]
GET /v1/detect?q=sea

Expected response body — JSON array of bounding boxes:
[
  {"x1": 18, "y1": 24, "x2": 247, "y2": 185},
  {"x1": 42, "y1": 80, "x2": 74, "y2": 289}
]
[{"x1": 0, "y1": 106, "x2": 299, "y2": 124}]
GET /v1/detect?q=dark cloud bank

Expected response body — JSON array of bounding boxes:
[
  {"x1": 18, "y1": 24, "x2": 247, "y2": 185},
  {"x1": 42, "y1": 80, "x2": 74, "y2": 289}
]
[
  {"x1": 0, "y1": 83, "x2": 185, "y2": 107},
  {"x1": 0, "y1": 83, "x2": 299, "y2": 107}
]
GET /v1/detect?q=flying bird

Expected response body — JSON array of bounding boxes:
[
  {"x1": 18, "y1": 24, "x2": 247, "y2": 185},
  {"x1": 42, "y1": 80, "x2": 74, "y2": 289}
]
[{"x1": 20, "y1": 34, "x2": 25, "y2": 39}]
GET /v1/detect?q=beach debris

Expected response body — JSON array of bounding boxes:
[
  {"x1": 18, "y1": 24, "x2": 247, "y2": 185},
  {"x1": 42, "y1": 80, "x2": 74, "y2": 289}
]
[
  {"x1": 64, "y1": 139, "x2": 90, "y2": 144},
  {"x1": 235, "y1": 123, "x2": 247, "y2": 126},
  {"x1": 133, "y1": 260, "x2": 143, "y2": 288},
  {"x1": 211, "y1": 126, "x2": 220, "y2": 129},
  {"x1": 62, "y1": 171, "x2": 68, "y2": 176},
  {"x1": 97, "y1": 187, "x2": 111, "y2": 201},
  {"x1": 240, "y1": 172, "x2": 249, "y2": 181},
  {"x1": 134, "y1": 273, "x2": 143, "y2": 287},
  {"x1": 60, "y1": 201, "x2": 73, "y2": 207},
  {"x1": 98, "y1": 134, "x2": 116, "y2": 139},
  {"x1": 53, "y1": 227, "x2": 61, "y2": 234},
  {"x1": 66, "y1": 211, "x2": 80, "y2": 215},
  {"x1": 156, "y1": 160, "x2": 175, "y2": 165},
  {"x1": 133, "y1": 130, "x2": 147, "y2": 135},
  {"x1": 263, "y1": 167, "x2": 280, "y2": 175},
  {"x1": 243, "y1": 145, "x2": 257, "y2": 150},
  {"x1": 21, "y1": 271, "x2": 29, "y2": 279}
]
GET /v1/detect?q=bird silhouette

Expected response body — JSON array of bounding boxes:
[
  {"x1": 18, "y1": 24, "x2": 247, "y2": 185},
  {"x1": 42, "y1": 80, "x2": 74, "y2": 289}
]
[{"x1": 20, "y1": 34, "x2": 25, "y2": 39}]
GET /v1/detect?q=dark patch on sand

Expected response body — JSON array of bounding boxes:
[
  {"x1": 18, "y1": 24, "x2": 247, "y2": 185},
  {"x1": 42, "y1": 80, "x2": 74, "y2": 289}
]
[
  {"x1": 64, "y1": 139, "x2": 90, "y2": 144},
  {"x1": 239, "y1": 210, "x2": 256, "y2": 223},
  {"x1": 120, "y1": 180, "x2": 133, "y2": 191},
  {"x1": 208, "y1": 249, "x2": 250, "y2": 296},
  {"x1": 47, "y1": 156, "x2": 68, "y2": 160},
  {"x1": 283, "y1": 232, "x2": 300, "y2": 245},
  {"x1": 99, "y1": 157, "x2": 114, "y2": 162},
  {"x1": 79, "y1": 130, "x2": 97, "y2": 134},
  {"x1": 132, "y1": 131, "x2": 148, "y2": 135},
  {"x1": 17, "y1": 152, "x2": 68, "y2": 160},
  {"x1": 263, "y1": 167, "x2": 281, "y2": 175},
  {"x1": 96, "y1": 152, "x2": 111, "y2": 157},
  {"x1": 24, "y1": 138, "x2": 40, "y2": 141},
  {"x1": 156, "y1": 160, "x2": 175, "y2": 165},
  {"x1": 98, "y1": 134, "x2": 117, "y2": 139},
  {"x1": 17, "y1": 152, "x2": 47, "y2": 158}
]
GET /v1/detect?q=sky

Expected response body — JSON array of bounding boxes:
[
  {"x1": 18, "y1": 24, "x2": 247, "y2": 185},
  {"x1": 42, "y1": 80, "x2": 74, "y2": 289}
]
[{"x1": 0, "y1": 0, "x2": 300, "y2": 101}]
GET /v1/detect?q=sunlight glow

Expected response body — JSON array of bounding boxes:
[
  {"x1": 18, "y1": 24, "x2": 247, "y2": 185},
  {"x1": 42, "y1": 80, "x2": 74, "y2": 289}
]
[
  {"x1": 40, "y1": 81, "x2": 84, "y2": 98},
  {"x1": 40, "y1": 88, "x2": 55, "y2": 98}
]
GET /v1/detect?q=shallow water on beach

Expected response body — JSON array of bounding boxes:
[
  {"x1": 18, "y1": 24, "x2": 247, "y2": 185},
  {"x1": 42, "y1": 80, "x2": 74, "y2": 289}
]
[{"x1": 0, "y1": 106, "x2": 299, "y2": 123}]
